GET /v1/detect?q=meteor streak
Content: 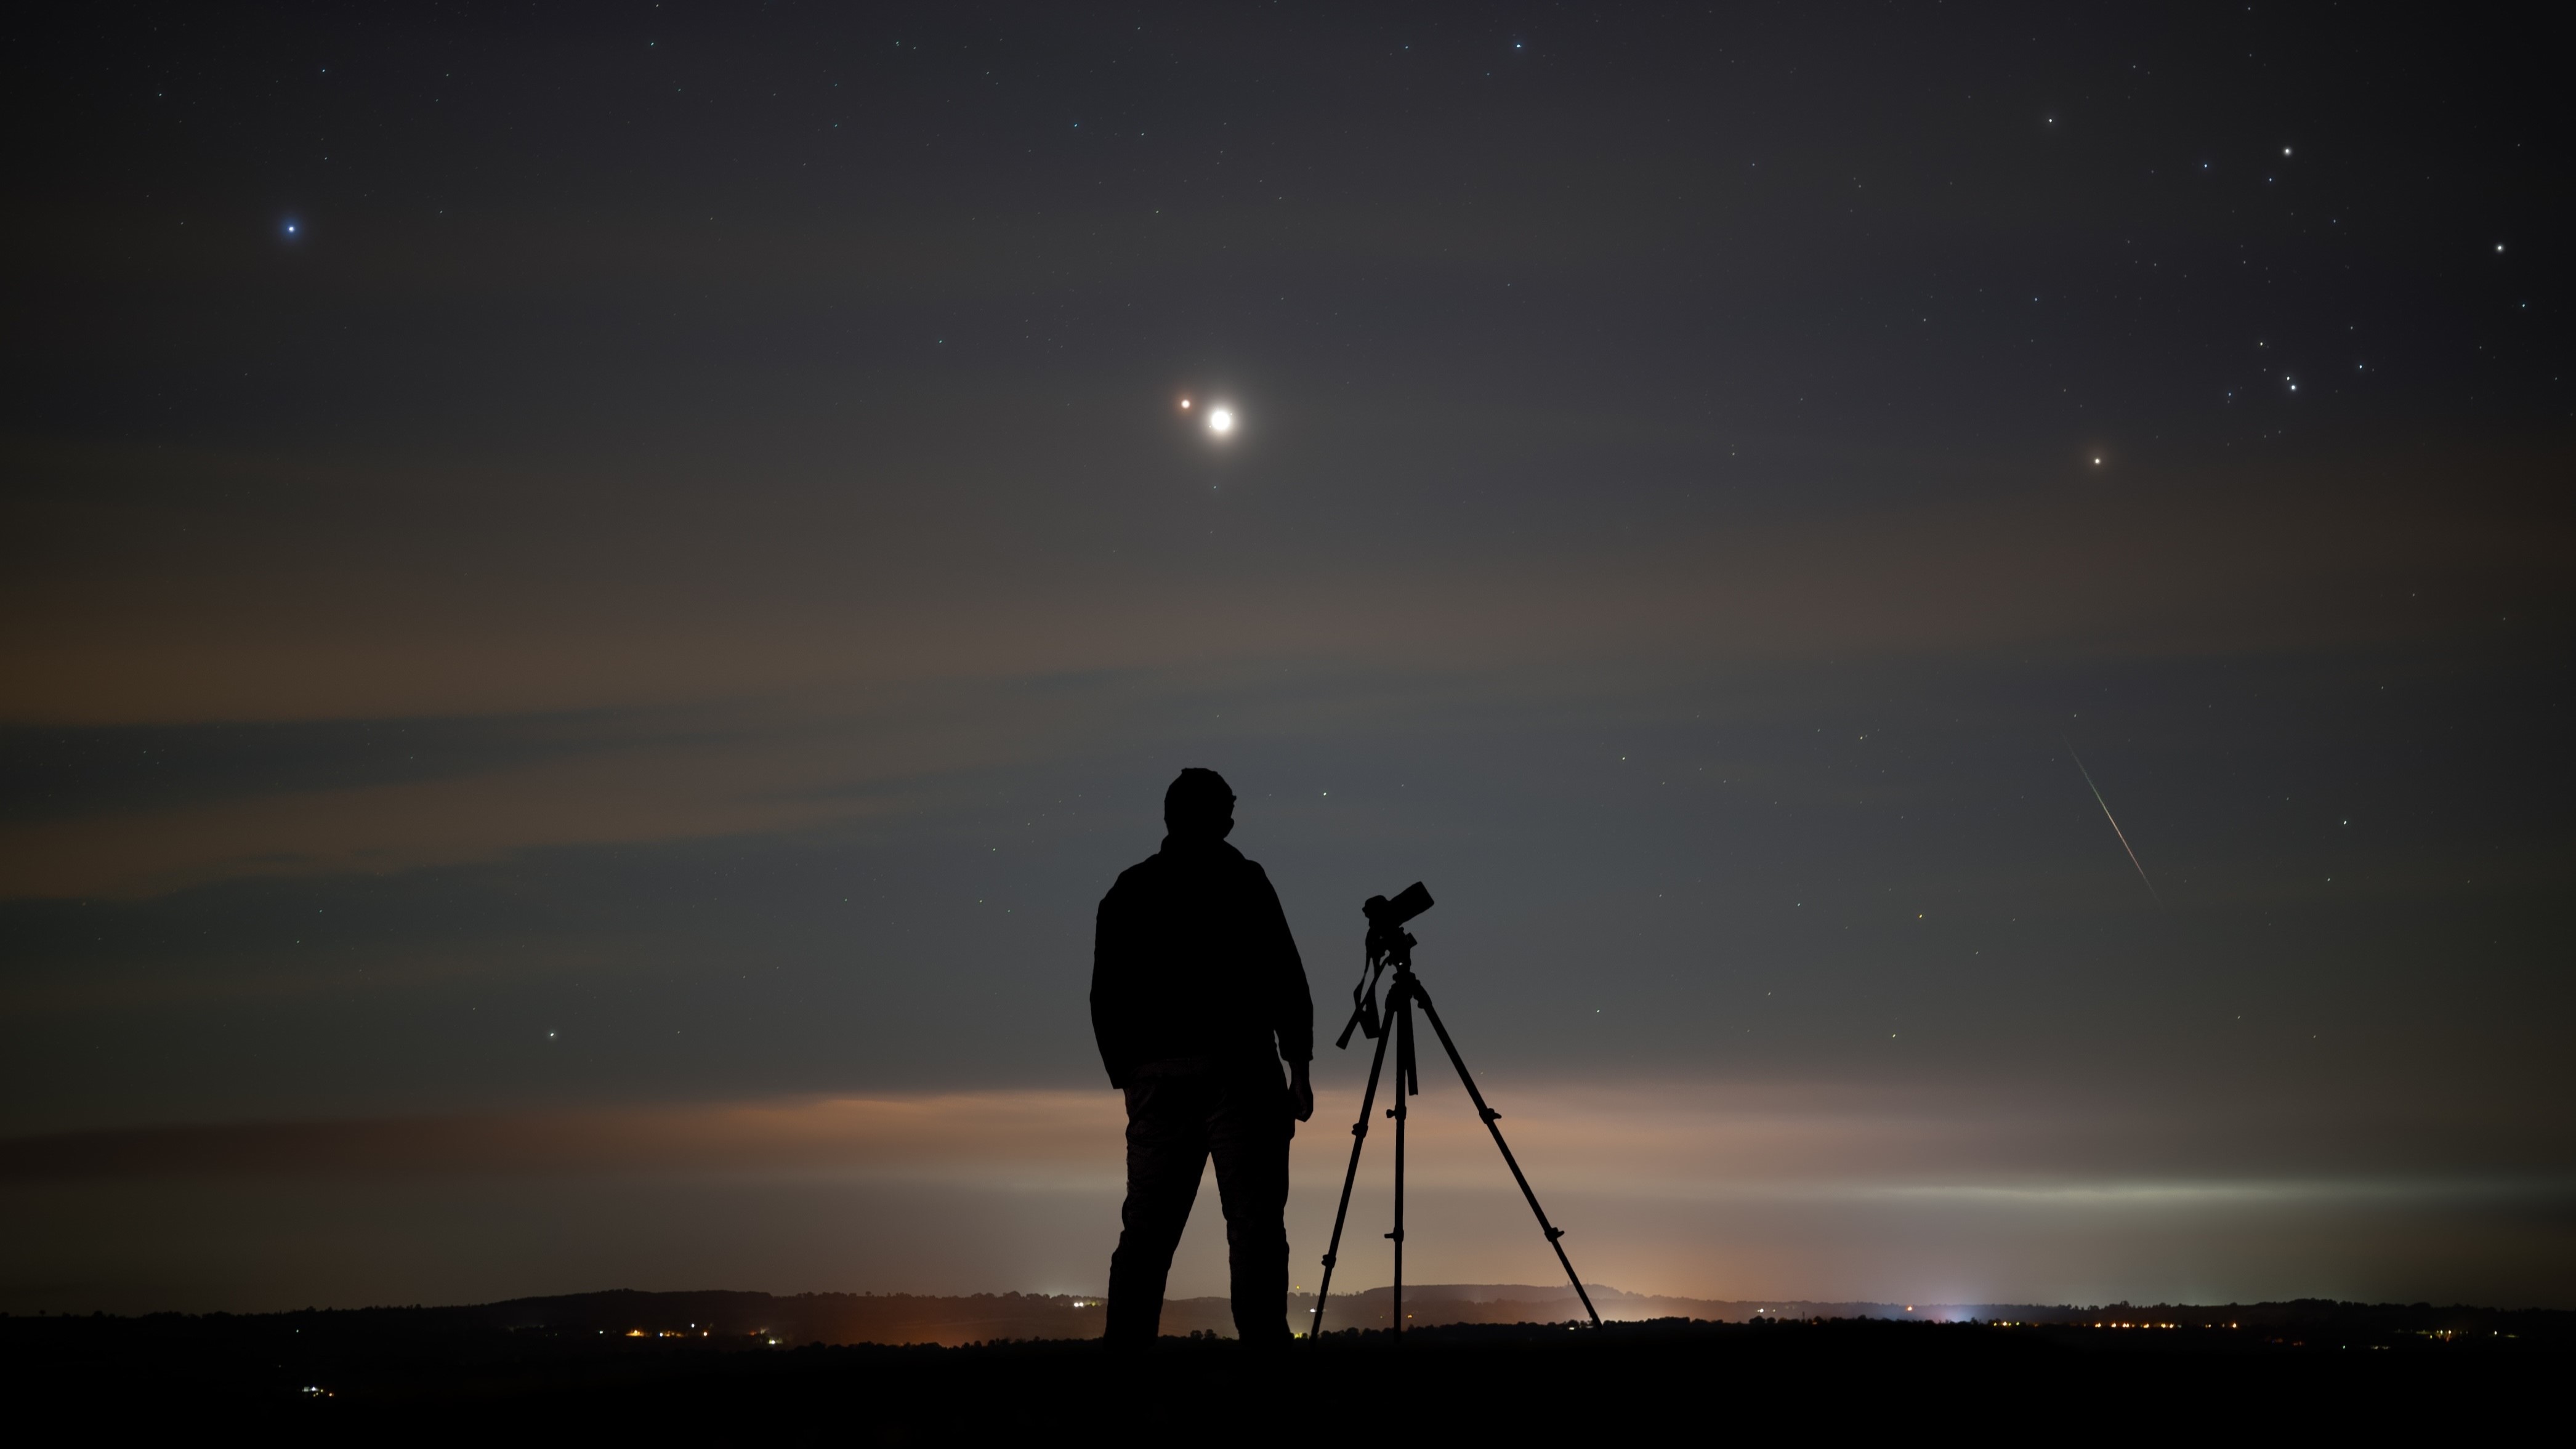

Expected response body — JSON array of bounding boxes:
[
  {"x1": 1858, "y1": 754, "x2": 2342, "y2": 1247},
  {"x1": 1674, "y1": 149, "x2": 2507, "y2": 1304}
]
[{"x1": 2066, "y1": 738, "x2": 2164, "y2": 908}]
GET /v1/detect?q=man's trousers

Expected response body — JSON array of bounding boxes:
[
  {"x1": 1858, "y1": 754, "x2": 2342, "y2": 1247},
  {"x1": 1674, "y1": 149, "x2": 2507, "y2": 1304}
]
[{"x1": 1104, "y1": 1063, "x2": 1293, "y2": 1346}]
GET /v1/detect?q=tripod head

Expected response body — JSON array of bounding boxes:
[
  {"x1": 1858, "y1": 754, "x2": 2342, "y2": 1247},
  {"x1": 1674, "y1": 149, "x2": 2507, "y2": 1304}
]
[
  {"x1": 1363, "y1": 881, "x2": 1434, "y2": 971},
  {"x1": 1339, "y1": 882, "x2": 1434, "y2": 1049}
]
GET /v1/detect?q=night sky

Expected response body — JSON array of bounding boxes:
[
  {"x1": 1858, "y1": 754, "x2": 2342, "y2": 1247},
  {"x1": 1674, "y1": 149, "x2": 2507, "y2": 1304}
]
[{"x1": 2, "y1": 4, "x2": 2568, "y2": 1314}]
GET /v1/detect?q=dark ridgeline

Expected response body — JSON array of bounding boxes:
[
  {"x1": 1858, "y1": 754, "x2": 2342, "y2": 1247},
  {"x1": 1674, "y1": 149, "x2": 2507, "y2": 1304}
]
[
  {"x1": 491, "y1": 1288, "x2": 1116, "y2": 1346},
  {"x1": 334, "y1": 1283, "x2": 2576, "y2": 1342}
]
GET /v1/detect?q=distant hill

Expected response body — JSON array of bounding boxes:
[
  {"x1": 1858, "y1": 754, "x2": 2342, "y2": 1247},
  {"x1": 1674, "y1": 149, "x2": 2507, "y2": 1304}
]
[
  {"x1": 447, "y1": 1288, "x2": 1088, "y2": 1346},
  {"x1": 450, "y1": 1285, "x2": 2519, "y2": 1346}
]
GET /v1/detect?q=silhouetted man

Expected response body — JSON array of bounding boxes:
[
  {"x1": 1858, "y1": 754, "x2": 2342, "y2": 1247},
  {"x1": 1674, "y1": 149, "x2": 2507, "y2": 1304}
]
[{"x1": 1092, "y1": 767, "x2": 1314, "y2": 1347}]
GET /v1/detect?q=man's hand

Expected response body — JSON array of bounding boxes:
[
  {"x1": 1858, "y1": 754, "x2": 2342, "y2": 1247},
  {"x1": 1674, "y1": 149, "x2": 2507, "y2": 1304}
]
[{"x1": 1289, "y1": 1060, "x2": 1315, "y2": 1123}]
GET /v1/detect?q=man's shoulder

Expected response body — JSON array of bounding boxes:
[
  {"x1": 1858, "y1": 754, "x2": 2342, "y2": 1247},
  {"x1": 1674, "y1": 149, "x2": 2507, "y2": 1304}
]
[
  {"x1": 1103, "y1": 843, "x2": 1269, "y2": 899},
  {"x1": 1203, "y1": 844, "x2": 1274, "y2": 890},
  {"x1": 1104, "y1": 854, "x2": 1165, "y2": 899}
]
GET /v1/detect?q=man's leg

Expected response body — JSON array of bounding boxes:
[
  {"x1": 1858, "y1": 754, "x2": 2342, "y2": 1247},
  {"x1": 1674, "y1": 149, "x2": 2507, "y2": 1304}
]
[
  {"x1": 1209, "y1": 1068, "x2": 1293, "y2": 1345},
  {"x1": 1105, "y1": 1077, "x2": 1210, "y2": 1347}
]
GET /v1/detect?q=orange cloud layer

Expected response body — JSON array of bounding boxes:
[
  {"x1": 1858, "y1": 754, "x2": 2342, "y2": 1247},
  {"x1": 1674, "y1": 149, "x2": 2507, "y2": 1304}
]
[{"x1": 6, "y1": 1084, "x2": 2551, "y2": 1190}]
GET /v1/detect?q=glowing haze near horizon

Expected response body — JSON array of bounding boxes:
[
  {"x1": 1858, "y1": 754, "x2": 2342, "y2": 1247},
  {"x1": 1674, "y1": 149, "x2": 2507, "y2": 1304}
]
[{"x1": 1, "y1": 4, "x2": 2567, "y2": 1313}]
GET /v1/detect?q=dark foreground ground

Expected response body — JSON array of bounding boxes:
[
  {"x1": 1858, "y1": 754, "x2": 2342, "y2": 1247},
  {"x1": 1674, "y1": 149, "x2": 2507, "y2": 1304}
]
[{"x1": 6, "y1": 1306, "x2": 2569, "y2": 1439}]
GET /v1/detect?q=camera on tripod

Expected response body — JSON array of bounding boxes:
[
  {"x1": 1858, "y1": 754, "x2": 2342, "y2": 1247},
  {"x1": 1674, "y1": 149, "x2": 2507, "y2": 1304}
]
[
  {"x1": 1361, "y1": 882, "x2": 1434, "y2": 965},
  {"x1": 1311, "y1": 879, "x2": 1601, "y2": 1339},
  {"x1": 1346, "y1": 883, "x2": 1435, "y2": 1047},
  {"x1": 1362, "y1": 882, "x2": 1435, "y2": 930}
]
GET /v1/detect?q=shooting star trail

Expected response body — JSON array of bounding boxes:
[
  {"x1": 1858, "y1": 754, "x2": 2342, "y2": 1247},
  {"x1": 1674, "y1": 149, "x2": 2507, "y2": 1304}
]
[{"x1": 2065, "y1": 738, "x2": 2164, "y2": 909}]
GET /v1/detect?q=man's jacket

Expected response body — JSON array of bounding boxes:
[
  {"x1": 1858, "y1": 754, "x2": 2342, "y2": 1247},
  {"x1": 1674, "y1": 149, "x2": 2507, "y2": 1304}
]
[{"x1": 1090, "y1": 838, "x2": 1314, "y2": 1088}]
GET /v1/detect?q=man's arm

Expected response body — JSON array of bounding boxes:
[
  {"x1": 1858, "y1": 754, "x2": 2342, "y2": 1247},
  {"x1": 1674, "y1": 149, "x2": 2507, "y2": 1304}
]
[
  {"x1": 1089, "y1": 882, "x2": 1137, "y2": 1089},
  {"x1": 1248, "y1": 864, "x2": 1315, "y2": 1121}
]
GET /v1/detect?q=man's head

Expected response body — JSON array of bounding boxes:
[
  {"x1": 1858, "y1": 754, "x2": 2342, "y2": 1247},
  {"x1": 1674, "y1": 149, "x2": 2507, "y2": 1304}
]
[{"x1": 1163, "y1": 767, "x2": 1237, "y2": 843}]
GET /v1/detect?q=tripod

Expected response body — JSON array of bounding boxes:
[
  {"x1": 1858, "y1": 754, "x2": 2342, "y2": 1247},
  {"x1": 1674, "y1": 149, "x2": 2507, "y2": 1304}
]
[{"x1": 1308, "y1": 884, "x2": 1601, "y2": 1339}]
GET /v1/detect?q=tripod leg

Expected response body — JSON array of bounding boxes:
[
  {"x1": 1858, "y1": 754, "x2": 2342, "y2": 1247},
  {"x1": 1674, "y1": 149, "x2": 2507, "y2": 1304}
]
[
  {"x1": 1390, "y1": 987, "x2": 1411, "y2": 1341},
  {"x1": 1409, "y1": 983, "x2": 1604, "y2": 1328},
  {"x1": 1309, "y1": 1008, "x2": 1394, "y2": 1339}
]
